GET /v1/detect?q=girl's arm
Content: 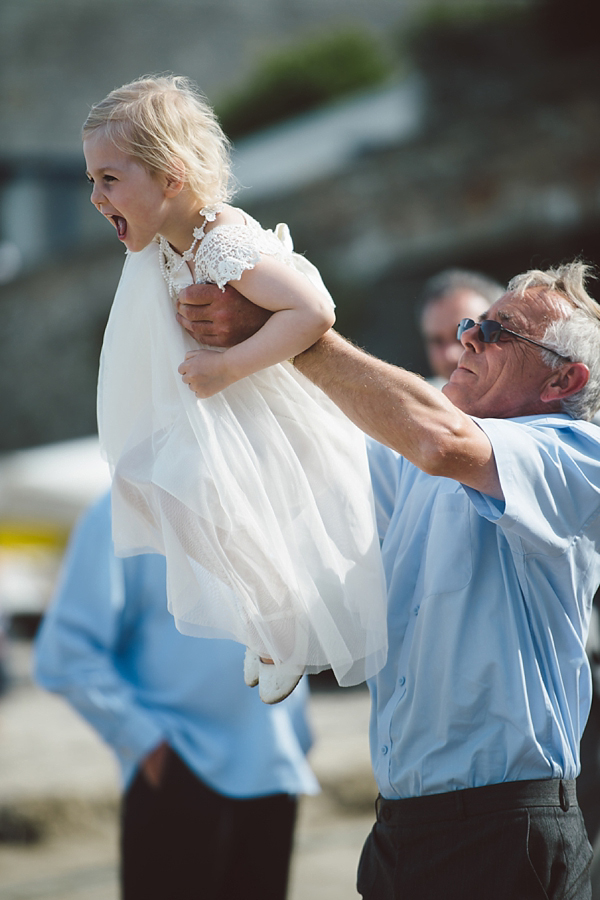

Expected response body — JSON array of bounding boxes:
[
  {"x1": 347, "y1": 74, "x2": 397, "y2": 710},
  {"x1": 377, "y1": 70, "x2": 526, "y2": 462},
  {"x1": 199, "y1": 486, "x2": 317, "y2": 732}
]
[{"x1": 178, "y1": 253, "x2": 335, "y2": 397}]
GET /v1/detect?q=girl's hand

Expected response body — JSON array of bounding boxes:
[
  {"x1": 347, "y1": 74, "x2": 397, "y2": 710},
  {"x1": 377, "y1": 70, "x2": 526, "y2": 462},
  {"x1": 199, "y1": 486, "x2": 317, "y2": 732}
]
[{"x1": 178, "y1": 348, "x2": 236, "y2": 398}]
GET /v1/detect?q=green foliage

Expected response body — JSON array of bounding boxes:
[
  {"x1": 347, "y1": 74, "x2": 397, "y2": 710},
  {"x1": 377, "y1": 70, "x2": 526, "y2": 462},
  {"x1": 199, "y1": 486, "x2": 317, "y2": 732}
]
[{"x1": 217, "y1": 29, "x2": 394, "y2": 140}]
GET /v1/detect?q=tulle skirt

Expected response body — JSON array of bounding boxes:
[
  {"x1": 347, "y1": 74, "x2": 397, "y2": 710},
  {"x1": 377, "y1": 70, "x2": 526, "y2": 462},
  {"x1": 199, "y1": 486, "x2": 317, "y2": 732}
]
[{"x1": 97, "y1": 243, "x2": 388, "y2": 685}]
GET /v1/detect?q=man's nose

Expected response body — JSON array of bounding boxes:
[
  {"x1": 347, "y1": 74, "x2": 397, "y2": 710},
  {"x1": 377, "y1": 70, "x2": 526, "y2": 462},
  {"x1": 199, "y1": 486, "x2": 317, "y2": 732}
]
[{"x1": 459, "y1": 320, "x2": 483, "y2": 351}]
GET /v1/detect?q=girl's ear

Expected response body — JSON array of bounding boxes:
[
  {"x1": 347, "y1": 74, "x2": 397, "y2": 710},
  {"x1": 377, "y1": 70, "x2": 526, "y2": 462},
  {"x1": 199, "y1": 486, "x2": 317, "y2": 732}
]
[{"x1": 164, "y1": 159, "x2": 186, "y2": 197}]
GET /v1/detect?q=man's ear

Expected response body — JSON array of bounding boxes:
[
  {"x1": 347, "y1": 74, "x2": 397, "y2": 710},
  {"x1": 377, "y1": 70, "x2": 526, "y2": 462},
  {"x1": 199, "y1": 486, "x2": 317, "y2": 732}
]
[{"x1": 541, "y1": 362, "x2": 589, "y2": 404}]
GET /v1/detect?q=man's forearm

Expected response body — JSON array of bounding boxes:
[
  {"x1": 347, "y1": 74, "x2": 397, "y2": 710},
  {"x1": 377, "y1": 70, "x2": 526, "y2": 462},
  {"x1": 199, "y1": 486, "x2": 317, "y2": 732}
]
[
  {"x1": 294, "y1": 331, "x2": 499, "y2": 493},
  {"x1": 294, "y1": 332, "x2": 446, "y2": 460}
]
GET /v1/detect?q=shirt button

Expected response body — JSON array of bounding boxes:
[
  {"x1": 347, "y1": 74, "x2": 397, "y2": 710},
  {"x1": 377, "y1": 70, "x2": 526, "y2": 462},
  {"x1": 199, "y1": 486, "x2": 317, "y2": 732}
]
[
  {"x1": 414, "y1": 606, "x2": 420, "y2": 615},
  {"x1": 381, "y1": 745, "x2": 388, "y2": 755},
  {"x1": 398, "y1": 676, "x2": 406, "y2": 686}
]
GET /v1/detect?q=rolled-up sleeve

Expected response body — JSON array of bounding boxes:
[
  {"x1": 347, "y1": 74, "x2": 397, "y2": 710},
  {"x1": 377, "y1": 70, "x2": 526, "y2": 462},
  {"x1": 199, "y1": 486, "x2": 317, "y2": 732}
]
[{"x1": 463, "y1": 416, "x2": 600, "y2": 556}]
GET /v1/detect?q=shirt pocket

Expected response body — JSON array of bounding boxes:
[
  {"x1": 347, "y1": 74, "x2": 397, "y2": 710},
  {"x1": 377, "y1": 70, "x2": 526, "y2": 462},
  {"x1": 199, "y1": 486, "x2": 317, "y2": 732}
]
[{"x1": 421, "y1": 491, "x2": 473, "y2": 596}]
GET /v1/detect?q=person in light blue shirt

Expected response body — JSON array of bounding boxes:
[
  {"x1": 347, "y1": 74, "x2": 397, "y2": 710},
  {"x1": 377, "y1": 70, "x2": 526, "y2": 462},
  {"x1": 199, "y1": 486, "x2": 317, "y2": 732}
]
[
  {"x1": 174, "y1": 259, "x2": 600, "y2": 900},
  {"x1": 367, "y1": 414, "x2": 600, "y2": 799},
  {"x1": 34, "y1": 492, "x2": 318, "y2": 900}
]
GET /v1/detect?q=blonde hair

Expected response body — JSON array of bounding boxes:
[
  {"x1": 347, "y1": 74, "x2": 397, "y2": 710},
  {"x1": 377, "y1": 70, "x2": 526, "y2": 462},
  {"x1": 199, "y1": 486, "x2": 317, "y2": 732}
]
[
  {"x1": 83, "y1": 74, "x2": 234, "y2": 208},
  {"x1": 508, "y1": 261, "x2": 600, "y2": 420}
]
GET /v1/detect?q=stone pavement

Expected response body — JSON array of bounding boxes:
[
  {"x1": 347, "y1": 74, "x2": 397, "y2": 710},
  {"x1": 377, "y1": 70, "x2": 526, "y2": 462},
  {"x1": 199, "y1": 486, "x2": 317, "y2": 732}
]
[{"x1": 0, "y1": 639, "x2": 377, "y2": 900}]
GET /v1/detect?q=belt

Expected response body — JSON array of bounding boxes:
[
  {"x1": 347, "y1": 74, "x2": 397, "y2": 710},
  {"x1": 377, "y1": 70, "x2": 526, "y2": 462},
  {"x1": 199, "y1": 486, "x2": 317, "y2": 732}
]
[{"x1": 375, "y1": 778, "x2": 577, "y2": 826}]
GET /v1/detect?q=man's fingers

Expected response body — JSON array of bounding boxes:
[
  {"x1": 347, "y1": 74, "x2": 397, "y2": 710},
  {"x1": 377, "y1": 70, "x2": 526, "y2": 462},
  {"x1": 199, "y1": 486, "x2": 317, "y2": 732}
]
[
  {"x1": 176, "y1": 313, "x2": 216, "y2": 335},
  {"x1": 177, "y1": 282, "x2": 224, "y2": 309},
  {"x1": 176, "y1": 303, "x2": 211, "y2": 322},
  {"x1": 177, "y1": 284, "x2": 212, "y2": 304}
]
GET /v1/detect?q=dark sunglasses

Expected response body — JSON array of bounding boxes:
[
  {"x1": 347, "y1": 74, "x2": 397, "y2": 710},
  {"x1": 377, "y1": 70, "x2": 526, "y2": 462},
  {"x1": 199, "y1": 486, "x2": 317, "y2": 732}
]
[{"x1": 456, "y1": 318, "x2": 571, "y2": 361}]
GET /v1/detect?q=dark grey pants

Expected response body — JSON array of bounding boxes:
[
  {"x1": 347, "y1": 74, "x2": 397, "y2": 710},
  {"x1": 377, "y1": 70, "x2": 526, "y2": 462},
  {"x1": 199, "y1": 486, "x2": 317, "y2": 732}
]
[
  {"x1": 121, "y1": 747, "x2": 297, "y2": 900},
  {"x1": 358, "y1": 779, "x2": 593, "y2": 900}
]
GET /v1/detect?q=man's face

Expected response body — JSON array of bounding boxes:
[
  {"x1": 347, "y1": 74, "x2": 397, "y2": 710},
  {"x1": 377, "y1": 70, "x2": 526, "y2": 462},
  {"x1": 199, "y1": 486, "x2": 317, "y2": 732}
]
[
  {"x1": 421, "y1": 290, "x2": 490, "y2": 381},
  {"x1": 442, "y1": 287, "x2": 571, "y2": 419}
]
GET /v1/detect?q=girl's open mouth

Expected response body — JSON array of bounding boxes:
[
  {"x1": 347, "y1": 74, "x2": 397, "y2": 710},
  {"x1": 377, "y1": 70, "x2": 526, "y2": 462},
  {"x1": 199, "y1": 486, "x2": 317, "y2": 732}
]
[{"x1": 112, "y1": 216, "x2": 127, "y2": 240}]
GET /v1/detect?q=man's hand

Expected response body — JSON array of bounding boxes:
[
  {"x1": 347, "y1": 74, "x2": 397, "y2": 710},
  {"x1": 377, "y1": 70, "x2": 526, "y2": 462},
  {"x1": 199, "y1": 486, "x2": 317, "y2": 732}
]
[
  {"x1": 176, "y1": 283, "x2": 271, "y2": 348},
  {"x1": 141, "y1": 741, "x2": 170, "y2": 789}
]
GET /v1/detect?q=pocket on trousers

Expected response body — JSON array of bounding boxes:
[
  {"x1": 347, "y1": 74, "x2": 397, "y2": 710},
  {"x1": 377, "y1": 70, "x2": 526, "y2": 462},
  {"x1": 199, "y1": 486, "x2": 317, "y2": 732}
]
[
  {"x1": 356, "y1": 829, "x2": 379, "y2": 898},
  {"x1": 523, "y1": 809, "x2": 561, "y2": 900},
  {"x1": 527, "y1": 807, "x2": 593, "y2": 900},
  {"x1": 356, "y1": 823, "x2": 397, "y2": 899}
]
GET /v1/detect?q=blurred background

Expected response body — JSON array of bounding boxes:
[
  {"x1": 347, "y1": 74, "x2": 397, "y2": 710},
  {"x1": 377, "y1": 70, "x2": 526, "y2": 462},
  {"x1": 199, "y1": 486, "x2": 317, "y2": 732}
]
[{"x1": 1, "y1": 0, "x2": 599, "y2": 896}]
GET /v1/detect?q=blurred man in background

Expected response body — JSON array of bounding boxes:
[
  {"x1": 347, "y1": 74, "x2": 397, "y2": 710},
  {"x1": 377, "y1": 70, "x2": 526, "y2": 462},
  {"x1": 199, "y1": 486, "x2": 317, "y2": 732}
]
[
  {"x1": 35, "y1": 492, "x2": 318, "y2": 900},
  {"x1": 417, "y1": 269, "x2": 504, "y2": 387}
]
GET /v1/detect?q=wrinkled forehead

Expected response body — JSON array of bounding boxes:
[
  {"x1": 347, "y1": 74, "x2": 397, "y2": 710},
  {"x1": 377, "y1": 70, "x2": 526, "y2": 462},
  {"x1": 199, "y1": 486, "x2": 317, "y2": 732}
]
[{"x1": 485, "y1": 287, "x2": 571, "y2": 334}]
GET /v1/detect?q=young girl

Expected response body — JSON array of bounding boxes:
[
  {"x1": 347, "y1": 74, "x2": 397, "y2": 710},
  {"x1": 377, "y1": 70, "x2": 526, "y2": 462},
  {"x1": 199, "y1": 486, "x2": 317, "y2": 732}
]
[{"x1": 84, "y1": 75, "x2": 387, "y2": 703}]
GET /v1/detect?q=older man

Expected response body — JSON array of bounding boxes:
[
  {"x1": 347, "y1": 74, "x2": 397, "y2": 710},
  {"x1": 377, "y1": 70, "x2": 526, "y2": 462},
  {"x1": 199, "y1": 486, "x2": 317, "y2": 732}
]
[{"x1": 176, "y1": 260, "x2": 600, "y2": 899}]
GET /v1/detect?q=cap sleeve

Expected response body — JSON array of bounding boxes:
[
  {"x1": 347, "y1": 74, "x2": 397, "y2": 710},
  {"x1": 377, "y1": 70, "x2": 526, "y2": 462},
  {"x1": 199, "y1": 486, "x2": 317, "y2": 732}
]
[{"x1": 194, "y1": 224, "x2": 270, "y2": 289}]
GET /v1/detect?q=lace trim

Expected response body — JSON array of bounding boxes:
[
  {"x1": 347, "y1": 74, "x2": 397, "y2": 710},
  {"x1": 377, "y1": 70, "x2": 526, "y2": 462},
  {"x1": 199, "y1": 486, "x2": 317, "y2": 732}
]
[
  {"x1": 158, "y1": 205, "x2": 224, "y2": 298},
  {"x1": 158, "y1": 207, "x2": 293, "y2": 296}
]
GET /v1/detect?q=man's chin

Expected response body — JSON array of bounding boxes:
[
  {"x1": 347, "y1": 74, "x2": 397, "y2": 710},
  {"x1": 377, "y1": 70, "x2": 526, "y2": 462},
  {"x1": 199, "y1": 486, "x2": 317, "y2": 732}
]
[
  {"x1": 441, "y1": 381, "x2": 455, "y2": 400},
  {"x1": 441, "y1": 380, "x2": 470, "y2": 413}
]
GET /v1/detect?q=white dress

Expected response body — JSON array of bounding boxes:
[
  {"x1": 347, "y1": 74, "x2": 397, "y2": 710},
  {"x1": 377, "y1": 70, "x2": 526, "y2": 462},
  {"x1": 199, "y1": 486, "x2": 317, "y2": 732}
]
[{"x1": 97, "y1": 209, "x2": 388, "y2": 686}]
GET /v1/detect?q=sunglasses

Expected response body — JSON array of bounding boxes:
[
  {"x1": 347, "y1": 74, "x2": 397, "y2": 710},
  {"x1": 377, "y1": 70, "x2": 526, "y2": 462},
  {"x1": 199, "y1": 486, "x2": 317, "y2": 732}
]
[{"x1": 456, "y1": 318, "x2": 572, "y2": 361}]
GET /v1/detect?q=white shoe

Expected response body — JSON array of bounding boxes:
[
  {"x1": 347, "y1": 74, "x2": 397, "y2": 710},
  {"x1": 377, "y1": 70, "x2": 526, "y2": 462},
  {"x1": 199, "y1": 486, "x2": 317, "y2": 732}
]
[
  {"x1": 258, "y1": 659, "x2": 304, "y2": 705},
  {"x1": 243, "y1": 649, "x2": 260, "y2": 688}
]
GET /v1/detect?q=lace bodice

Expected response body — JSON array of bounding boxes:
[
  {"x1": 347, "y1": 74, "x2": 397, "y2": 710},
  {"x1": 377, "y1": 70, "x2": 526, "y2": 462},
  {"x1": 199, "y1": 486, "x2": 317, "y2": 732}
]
[{"x1": 158, "y1": 207, "x2": 295, "y2": 298}]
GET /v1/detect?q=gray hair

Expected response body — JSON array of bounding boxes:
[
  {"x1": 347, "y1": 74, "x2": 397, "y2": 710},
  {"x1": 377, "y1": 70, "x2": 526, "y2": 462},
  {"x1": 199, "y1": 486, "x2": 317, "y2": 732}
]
[{"x1": 507, "y1": 261, "x2": 600, "y2": 421}]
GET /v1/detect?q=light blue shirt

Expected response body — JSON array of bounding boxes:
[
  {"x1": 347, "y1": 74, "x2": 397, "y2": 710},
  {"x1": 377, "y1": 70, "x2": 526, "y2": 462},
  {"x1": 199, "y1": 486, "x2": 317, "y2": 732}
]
[
  {"x1": 367, "y1": 414, "x2": 600, "y2": 800},
  {"x1": 34, "y1": 494, "x2": 319, "y2": 797}
]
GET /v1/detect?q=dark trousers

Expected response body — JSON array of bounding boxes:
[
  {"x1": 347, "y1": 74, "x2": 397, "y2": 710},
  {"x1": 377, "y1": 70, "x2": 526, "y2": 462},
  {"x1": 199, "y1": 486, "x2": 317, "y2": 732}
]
[
  {"x1": 357, "y1": 779, "x2": 593, "y2": 900},
  {"x1": 121, "y1": 748, "x2": 298, "y2": 900}
]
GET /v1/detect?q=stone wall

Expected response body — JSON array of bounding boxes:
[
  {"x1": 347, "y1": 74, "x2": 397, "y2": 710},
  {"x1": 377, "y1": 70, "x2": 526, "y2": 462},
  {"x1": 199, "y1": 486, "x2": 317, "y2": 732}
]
[{"x1": 0, "y1": 0, "x2": 408, "y2": 156}]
